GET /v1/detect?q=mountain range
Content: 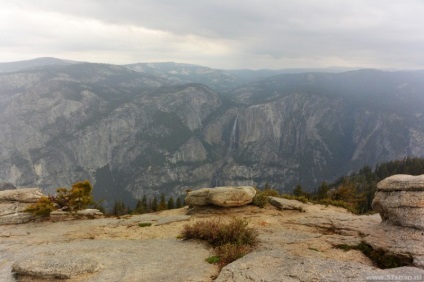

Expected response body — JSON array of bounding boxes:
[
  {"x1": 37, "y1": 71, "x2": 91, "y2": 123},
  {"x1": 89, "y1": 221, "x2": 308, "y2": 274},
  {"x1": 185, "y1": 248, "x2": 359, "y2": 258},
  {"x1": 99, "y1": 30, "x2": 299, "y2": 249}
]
[{"x1": 1, "y1": 58, "x2": 424, "y2": 205}]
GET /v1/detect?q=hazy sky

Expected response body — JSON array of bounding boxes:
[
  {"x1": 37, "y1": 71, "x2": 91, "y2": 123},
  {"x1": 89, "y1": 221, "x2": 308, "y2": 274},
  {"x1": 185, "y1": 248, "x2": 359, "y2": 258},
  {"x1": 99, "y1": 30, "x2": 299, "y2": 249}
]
[{"x1": 1, "y1": 0, "x2": 424, "y2": 69}]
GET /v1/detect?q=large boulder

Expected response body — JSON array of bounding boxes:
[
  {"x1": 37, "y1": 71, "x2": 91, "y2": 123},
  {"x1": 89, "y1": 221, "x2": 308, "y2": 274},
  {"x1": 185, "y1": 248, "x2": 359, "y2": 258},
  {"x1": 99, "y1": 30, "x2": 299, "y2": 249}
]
[
  {"x1": 372, "y1": 174, "x2": 424, "y2": 230},
  {"x1": 0, "y1": 202, "x2": 35, "y2": 224},
  {"x1": 268, "y1": 197, "x2": 307, "y2": 212},
  {"x1": 368, "y1": 174, "x2": 424, "y2": 269},
  {"x1": 185, "y1": 186, "x2": 256, "y2": 207},
  {"x1": 184, "y1": 188, "x2": 210, "y2": 206},
  {"x1": 0, "y1": 188, "x2": 43, "y2": 225},
  {"x1": 0, "y1": 188, "x2": 44, "y2": 203}
]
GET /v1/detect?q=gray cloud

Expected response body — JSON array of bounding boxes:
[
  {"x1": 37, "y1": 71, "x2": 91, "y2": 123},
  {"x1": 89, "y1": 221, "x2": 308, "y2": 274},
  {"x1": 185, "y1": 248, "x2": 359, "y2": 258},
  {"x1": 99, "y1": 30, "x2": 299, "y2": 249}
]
[{"x1": 1, "y1": 0, "x2": 424, "y2": 69}]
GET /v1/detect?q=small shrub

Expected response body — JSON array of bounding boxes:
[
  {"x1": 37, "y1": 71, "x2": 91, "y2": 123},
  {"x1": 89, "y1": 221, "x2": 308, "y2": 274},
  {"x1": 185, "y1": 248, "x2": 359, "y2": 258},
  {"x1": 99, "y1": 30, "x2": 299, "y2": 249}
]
[
  {"x1": 24, "y1": 196, "x2": 56, "y2": 217},
  {"x1": 25, "y1": 180, "x2": 96, "y2": 218},
  {"x1": 179, "y1": 218, "x2": 258, "y2": 267},
  {"x1": 318, "y1": 199, "x2": 358, "y2": 214},
  {"x1": 138, "y1": 222, "x2": 152, "y2": 227},
  {"x1": 180, "y1": 218, "x2": 258, "y2": 247},
  {"x1": 180, "y1": 219, "x2": 222, "y2": 244},
  {"x1": 252, "y1": 188, "x2": 280, "y2": 208},
  {"x1": 281, "y1": 194, "x2": 309, "y2": 203},
  {"x1": 215, "y1": 243, "x2": 252, "y2": 265},
  {"x1": 205, "y1": 256, "x2": 220, "y2": 264},
  {"x1": 55, "y1": 180, "x2": 94, "y2": 211},
  {"x1": 334, "y1": 244, "x2": 356, "y2": 251},
  {"x1": 281, "y1": 194, "x2": 358, "y2": 213},
  {"x1": 295, "y1": 196, "x2": 309, "y2": 203}
]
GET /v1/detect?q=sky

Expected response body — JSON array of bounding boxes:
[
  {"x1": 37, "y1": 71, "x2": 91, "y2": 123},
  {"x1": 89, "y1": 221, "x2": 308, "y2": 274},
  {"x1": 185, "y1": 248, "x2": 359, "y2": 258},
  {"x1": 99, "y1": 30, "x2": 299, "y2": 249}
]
[{"x1": 1, "y1": 0, "x2": 424, "y2": 69}]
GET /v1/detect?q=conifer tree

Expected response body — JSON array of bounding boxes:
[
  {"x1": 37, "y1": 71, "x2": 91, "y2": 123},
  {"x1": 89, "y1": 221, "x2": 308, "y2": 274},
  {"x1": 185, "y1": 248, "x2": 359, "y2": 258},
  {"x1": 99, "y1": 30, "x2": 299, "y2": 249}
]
[
  {"x1": 176, "y1": 197, "x2": 182, "y2": 208},
  {"x1": 167, "y1": 196, "x2": 175, "y2": 209},
  {"x1": 151, "y1": 196, "x2": 158, "y2": 212},
  {"x1": 157, "y1": 193, "x2": 167, "y2": 211},
  {"x1": 293, "y1": 185, "x2": 304, "y2": 197},
  {"x1": 317, "y1": 181, "x2": 329, "y2": 200},
  {"x1": 134, "y1": 199, "x2": 145, "y2": 214},
  {"x1": 112, "y1": 200, "x2": 127, "y2": 216},
  {"x1": 141, "y1": 195, "x2": 149, "y2": 212}
]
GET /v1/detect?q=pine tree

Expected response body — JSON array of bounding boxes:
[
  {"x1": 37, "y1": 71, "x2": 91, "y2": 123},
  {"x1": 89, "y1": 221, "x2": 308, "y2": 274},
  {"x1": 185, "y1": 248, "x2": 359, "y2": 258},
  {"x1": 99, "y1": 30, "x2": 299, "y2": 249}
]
[
  {"x1": 317, "y1": 181, "x2": 329, "y2": 200},
  {"x1": 112, "y1": 200, "x2": 127, "y2": 216},
  {"x1": 141, "y1": 195, "x2": 149, "y2": 212},
  {"x1": 151, "y1": 196, "x2": 158, "y2": 212},
  {"x1": 293, "y1": 185, "x2": 304, "y2": 197},
  {"x1": 167, "y1": 196, "x2": 175, "y2": 209},
  {"x1": 157, "y1": 193, "x2": 167, "y2": 211},
  {"x1": 176, "y1": 197, "x2": 182, "y2": 208},
  {"x1": 134, "y1": 199, "x2": 145, "y2": 214}
]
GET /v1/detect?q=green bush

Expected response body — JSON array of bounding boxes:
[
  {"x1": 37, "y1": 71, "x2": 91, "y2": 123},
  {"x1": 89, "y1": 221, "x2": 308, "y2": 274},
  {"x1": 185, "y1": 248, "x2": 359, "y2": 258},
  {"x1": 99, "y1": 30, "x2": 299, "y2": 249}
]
[
  {"x1": 25, "y1": 180, "x2": 95, "y2": 217},
  {"x1": 138, "y1": 222, "x2": 152, "y2": 227},
  {"x1": 215, "y1": 243, "x2": 252, "y2": 265},
  {"x1": 205, "y1": 256, "x2": 220, "y2": 264},
  {"x1": 281, "y1": 194, "x2": 309, "y2": 203},
  {"x1": 252, "y1": 188, "x2": 280, "y2": 208},
  {"x1": 180, "y1": 218, "x2": 258, "y2": 247},
  {"x1": 179, "y1": 218, "x2": 258, "y2": 267},
  {"x1": 55, "y1": 180, "x2": 94, "y2": 211},
  {"x1": 318, "y1": 199, "x2": 358, "y2": 214},
  {"x1": 24, "y1": 196, "x2": 56, "y2": 217}
]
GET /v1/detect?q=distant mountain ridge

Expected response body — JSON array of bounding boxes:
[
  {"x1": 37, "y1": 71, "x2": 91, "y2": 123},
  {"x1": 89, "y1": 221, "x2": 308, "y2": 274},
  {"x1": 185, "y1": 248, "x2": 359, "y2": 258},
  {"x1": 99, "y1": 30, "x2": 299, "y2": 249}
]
[
  {"x1": 125, "y1": 62, "x2": 242, "y2": 92},
  {"x1": 0, "y1": 57, "x2": 360, "y2": 92},
  {"x1": 0, "y1": 57, "x2": 78, "y2": 73},
  {"x1": 1, "y1": 58, "x2": 424, "y2": 205}
]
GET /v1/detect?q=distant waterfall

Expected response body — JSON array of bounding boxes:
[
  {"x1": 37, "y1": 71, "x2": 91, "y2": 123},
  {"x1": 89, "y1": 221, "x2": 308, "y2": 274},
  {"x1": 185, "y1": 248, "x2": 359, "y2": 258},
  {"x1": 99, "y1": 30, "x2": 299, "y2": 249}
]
[
  {"x1": 210, "y1": 114, "x2": 239, "y2": 187},
  {"x1": 229, "y1": 114, "x2": 238, "y2": 152}
]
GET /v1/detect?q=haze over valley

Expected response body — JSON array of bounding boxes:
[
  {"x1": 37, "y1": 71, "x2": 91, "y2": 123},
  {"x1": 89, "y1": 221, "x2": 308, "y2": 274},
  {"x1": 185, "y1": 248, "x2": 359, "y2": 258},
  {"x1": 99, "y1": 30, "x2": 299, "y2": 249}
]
[{"x1": 1, "y1": 58, "x2": 424, "y2": 206}]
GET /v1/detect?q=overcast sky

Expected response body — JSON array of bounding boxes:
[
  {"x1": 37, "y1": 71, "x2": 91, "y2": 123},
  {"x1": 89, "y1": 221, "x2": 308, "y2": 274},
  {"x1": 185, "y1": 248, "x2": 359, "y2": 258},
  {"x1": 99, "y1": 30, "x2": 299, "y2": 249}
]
[{"x1": 1, "y1": 0, "x2": 424, "y2": 69}]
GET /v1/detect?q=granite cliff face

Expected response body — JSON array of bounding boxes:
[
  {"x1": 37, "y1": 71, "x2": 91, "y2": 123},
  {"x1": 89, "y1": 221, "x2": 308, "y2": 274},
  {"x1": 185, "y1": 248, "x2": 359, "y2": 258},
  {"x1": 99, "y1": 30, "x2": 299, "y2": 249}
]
[{"x1": 1, "y1": 61, "x2": 424, "y2": 204}]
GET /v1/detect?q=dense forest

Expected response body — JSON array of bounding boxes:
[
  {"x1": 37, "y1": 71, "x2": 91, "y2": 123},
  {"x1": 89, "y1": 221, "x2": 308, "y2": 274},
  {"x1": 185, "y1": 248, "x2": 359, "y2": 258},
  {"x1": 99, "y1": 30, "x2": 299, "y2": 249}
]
[{"x1": 110, "y1": 193, "x2": 186, "y2": 216}]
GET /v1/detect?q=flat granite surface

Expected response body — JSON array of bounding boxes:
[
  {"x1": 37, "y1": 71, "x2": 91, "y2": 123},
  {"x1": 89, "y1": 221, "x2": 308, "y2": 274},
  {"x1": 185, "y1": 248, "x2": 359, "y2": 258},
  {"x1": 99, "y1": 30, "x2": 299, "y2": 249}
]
[{"x1": 2, "y1": 202, "x2": 423, "y2": 281}]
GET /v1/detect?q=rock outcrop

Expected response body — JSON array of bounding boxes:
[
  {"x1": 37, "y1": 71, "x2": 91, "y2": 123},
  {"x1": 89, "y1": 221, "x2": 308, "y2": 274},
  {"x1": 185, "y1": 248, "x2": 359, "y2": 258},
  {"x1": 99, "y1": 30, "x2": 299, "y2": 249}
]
[
  {"x1": 268, "y1": 197, "x2": 306, "y2": 211},
  {"x1": 0, "y1": 188, "x2": 43, "y2": 225},
  {"x1": 216, "y1": 250, "x2": 424, "y2": 282},
  {"x1": 2, "y1": 212, "x2": 218, "y2": 281},
  {"x1": 0, "y1": 188, "x2": 43, "y2": 203},
  {"x1": 185, "y1": 186, "x2": 256, "y2": 207},
  {"x1": 366, "y1": 174, "x2": 424, "y2": 269},
  {"x1": 365, "y1": 221, "x2": 424, "y2": 269},
  {"x1": 50, "y1": 209, "x2": 104, "y2": 222},
  {"x1": 4, "y1": 197, "x2": 424, "y2": 281},
  {"x1": 372, "y1": 174, "x2": 424, "y2": 229},
  {"x1": 12, "y1": 254, "x2": 102, "y2": 280},
  {"x1": 0, "y1": 188, "x2": 106, "y2": 224}
]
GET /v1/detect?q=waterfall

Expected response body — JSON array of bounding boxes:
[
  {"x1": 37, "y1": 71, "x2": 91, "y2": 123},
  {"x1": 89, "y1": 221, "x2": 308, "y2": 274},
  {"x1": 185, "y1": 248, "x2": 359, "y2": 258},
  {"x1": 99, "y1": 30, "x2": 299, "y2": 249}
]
[
  {"x1": 210, "y1": 114, "x2": 239, "y2": 187},
  {"x1": 229, "y1": 114, "x2": 238, "y2": 151}
]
